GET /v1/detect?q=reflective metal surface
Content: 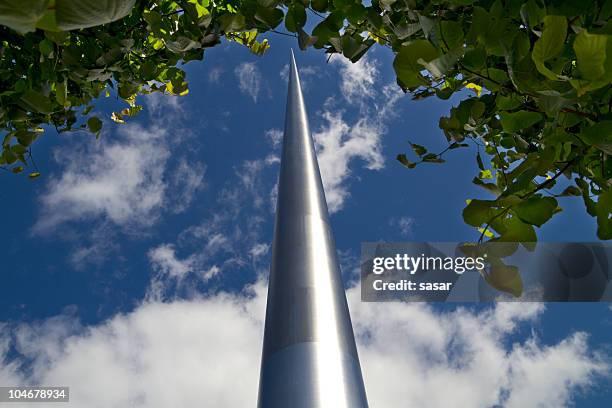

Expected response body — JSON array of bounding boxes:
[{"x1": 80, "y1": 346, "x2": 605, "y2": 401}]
[{"x1": 257, "y1": 51, "x2": 369, "y2": 408}]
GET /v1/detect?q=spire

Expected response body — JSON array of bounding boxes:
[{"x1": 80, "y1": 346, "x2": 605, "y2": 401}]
[{"x1": 257, "y1": 51, "x2": 369, "y2": 408}]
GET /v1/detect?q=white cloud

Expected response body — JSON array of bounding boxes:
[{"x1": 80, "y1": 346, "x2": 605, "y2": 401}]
[
  {"x1": 249, "y1": 243, "x2": 269, "y2": 259},
  {"x1": 279, "y1": 64, "x2": 289, "y2": 80},
  {"x1": 363, "y1": 307, "x2": 517, "y2": 407},
  {"x1": 143, "y1": 92, "x2": 183, "y2": 117},
  {"x1": 228, "y1": 159, "x2": 275, "y2": 210},
  {"x1": 148, "y1": 244, "x2": 195, "y2": 280},
  {"x1": 313, "y1": 56, "x2": 403, "y2": 213},
  {"x1": 333, "y1": 55, "x2": 378, "y2": 103},
  {"x1": 205, "y1": 233, "x2": 229, "y2": 253},
  {"x1": 68, "y1": 223, "x2": 120, "y2": 270},
  {"x1": 350, "y1": 297, "x2": 609, "y2": 408},
  {"x1": 33, "y1": 96, "x2": 205, "y2": 235},
  {"x1": 208, "y1": 67, "x2": 224, "y2": 84},
  {"x1": 0, "y1": 287, "x2": 608, "y2": 407},
  {"x1": 170, "y1": 159, "x2": 206, "y2": 213},
  {"x1": 300, "y1": 66, "x2": 319, "y2": 77},
  {"x1": 280, "y1": 64, "x2": 320, "y2": 91},
  {"x1": 264, "y1": 128, "x2": 283, "y2": 148},
  {"x1": 280, "y1": 64, "x2": 319, "y2": 81},
  {"x1": 503, "y1": 333, "x2": 605, "y2": 407},
  {"x1": 0, "y1": 282, "x2": 267, "y2": 407},
  {"x1": 33, "y1": 123, "x2": 170, "y2": 233},
  {"x1": 264, "y1": 154, "x2": 280, "y2": 165},
  {"x1": 235, "y1": 62, "x2": 262, "y2": 102},
  {"x1": 269, "y1": 182, "x2": 278, "y2": 214},
  {"x1": 389, "y1": 216, "x2": 415, "y2": 237},
  {"x1": 146, "y1": 233, "x2": 231, "y2": 300},
  {"x1": 201, "y1": 265, "x2": 221, "y2": 281},
  {"x1": 148, "y1": 157, "x2": 278, "y2": 293},
  {"x1": 32, "y1": 96, "x2": 206, "y2": 269},
  {"x1": 315, "y1": 112, "x2": 385, "y2": 212}
]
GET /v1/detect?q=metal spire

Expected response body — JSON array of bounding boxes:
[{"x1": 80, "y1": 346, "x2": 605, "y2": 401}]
[{"x1": 257, "y1": 51, "x2": 369, "y2": 408}]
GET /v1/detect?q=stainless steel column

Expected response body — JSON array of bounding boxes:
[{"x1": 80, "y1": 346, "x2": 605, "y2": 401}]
[{"x1": 257, "y1": 51, "x2": 369, "y2": 408}]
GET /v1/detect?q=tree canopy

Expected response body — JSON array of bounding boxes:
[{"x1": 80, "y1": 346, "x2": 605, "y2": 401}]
[{"x1": 1, "y1": 0, "x2": 611, "y2": 242}]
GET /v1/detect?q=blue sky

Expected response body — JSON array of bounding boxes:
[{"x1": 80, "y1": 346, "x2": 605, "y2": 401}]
[{"x1": 1, "y1": 34, "x2": 611, "y2": 407}]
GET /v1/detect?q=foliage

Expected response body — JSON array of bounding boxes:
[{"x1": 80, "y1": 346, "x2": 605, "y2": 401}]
[
  {"x1": 1, "y1": 0, "x2": 611, "y2": 243},
  {"x1": 331, "y1": 0, "x2": 611, "y2": 242},
  {"x1": 0, "y1": 0, "x2": 275, "y2": 175}
]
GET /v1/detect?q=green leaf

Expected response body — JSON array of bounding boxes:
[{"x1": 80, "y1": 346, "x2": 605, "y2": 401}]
[
  {"x1": 419, "y1": 47, "x2": 464, "y2": 78},
  {"x1": 418, "y1": 14, "x2": 435, "y2": 40},
  {"x1": 55, "y1": 79, "x2": 68, "y2": 106},
  {"x1": 462, "y1": 47, "x2": 486, "y2": 71},
  {"x1": 257, "y1": 0, "x2": 278, "y2": 7},
  {"x1": 484, "y1": 260, "x2": 523, "y2": 297},
  {"x1": 0, "y1": 0, "x2": 49, "y2": 33},
  {"x1": 393, "y1": 40, "x2": 438, "y2": 88},
  {"x1": 166, "y1": 81, "x2": 189, "y2": 96},
  {"x1": 284, "y1": 3, "x2": 306, "y2": 33},
  {"x1": 87, "y1": 116, "x2": 103, "y2": 134},
  {"x1": 531, "y1": 15, "x2": 567, "y2": 80},
  {"x1": 2, "y1": 148, "x2": 17, "y2": 165},
  {"x1": 535, "y1": 91, "x2": 571, "y2": 117},
  {"x1": 576, "y1": 178, "x2": 597, "y2": 217},
  {"x1": 38, "y1": 38, "x2": 54, "y2": 57},
  {"x1": 479, "y1": 169, "x2": 493, "y2": 179},
  {"x1": 476, "y1": 152, "x2": 485, "y2": 170},
  {"x1": 311, "y1": 12, "x2": 343, "y2": 47},
  {"x1": 55, "y1": 0, "x2": 136, "y2": 31},
  {"x1": 397, "y1": 154, "x2": 416, "y2": 169},
  {"x1": 410, "y1": 142, "x2": 427, "y2": 156},
  {"x1": 29, "y1": 171, "x2": 41, "y2": 179},
  {"x1": 166, "y1": 37, "x2": 200, "y2": 53},
  {"x1": 20, "y1": 90, "x2": 53, "y2": 114},
  {"x1": 581, "y1": 121, "x2": 612, "y2": 155},
  {"x1": 596, "y1": 189, "x2": 612, "y2": 240},
  {"x1": 471, "y1": 101, "x2": 485, "y2": 119},
  {"x1": 449, "y1": 142, "x2": 468, "y2": 149},
  {"x1": 422, "y1": 155, "x2": 445, "y2": 163},
  {"x1": 297, "y1": 28, "x2": 316, "y2": 50},
  {"x1": 440, "y1": 20, "x2": 463, "y2": 49},
  {"x1": 120, "y1": 105, "x2": 142, "y2": 117},
  {"x1": 340, "y1": 34, "x2": 373, "y2": 62},
  {"x1": 219, "y1": 13, "x2": 246, "y2": 32},
  {"x1": 559, "y1": 186, "x2": 581, "y2": 196},
  {"x1": 520, "y1": 0, "x2": 544, "y2": 29},
  {"x1": 472, "y1": 177, "x2": 501, "y2": 195},
  {"x1": 573, "y1": 30, "x2": 608, "y2": 80},
  {"x1": 379, "y1": 0, "x2": 396, "y2": 11},
  {"x1": 392, "y1": 23, "x2": 421, "y2": 40},
  {"x1": 463, "y1": 199, "x2": 498, "y2": 227},
  {"x1": 255, "y1": 7, "x2": 284, "y2": 29},
  {"x1": 11, "y1": 144, "x2": 27, "y2": 155},
  {"x1": 143, "y1": 9, "x2": 161, "y2": 32},
  {"x1": 499, "y1": 216, "x2": 537, "y2": 246},
  {"x1": 15, "y1": 130, "x2": 38, "y2": 146},
  {"x1": 514, "y1": 196, "x2": 558, "y2": 227},
  {"x1": 139, "y1": 61, "x2": 157, "y2": 80},
  {"x1": 345, "y1": 3, "x2": 367, "y2": 25},
  {"x1": 478, "y1": 226, "x2": 495, "y2": 238},
  {"x1": 311, "y1": 0, "x2": 328, "y2": 12},
  {"x1": 500, "y1": 110, "x2": 543, "y2": 132}
]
